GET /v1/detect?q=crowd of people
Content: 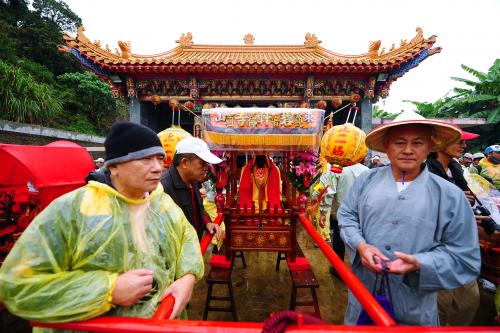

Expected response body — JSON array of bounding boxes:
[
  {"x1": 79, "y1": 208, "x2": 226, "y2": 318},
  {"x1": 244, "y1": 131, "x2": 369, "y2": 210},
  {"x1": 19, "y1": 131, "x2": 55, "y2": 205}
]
[{"x1": 0, "y1": 111, "x2": 498, "y2": 329}]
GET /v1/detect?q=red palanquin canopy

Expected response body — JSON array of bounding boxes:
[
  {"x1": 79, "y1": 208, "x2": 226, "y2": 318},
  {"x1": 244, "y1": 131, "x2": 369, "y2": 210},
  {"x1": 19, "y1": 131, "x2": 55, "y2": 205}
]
[{"x1": 0, "y1": 141, "x2": 94, "y2": 209}]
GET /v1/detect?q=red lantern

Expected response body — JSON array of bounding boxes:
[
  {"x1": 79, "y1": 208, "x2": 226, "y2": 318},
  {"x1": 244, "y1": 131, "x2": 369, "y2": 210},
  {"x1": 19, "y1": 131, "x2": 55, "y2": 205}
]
[
  {"x1": 183, "y1": 101, "x2": 194, "y2": 110},
  {"x1": 316, "y1": 100, "x2": 327, "y2": 109},
  {"x1": 332, "y1": 96, "x2": 343, "y2": 108},
  {"x1": 349, "y1": 93, "x2": 361, "y2": 103},
  {"x1": 151, "y1": 95, "x2": 162, "y2": 106}
]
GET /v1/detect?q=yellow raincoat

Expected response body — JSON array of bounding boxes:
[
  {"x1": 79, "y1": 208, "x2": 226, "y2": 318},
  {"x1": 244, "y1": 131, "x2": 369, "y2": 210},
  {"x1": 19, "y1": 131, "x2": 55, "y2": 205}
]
[{"x1": 0, "y1": 181, "x2": 204, "y2": 332}]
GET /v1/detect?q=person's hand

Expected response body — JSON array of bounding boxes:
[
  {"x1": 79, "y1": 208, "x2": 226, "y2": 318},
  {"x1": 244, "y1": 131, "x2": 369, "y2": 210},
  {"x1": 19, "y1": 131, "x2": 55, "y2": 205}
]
[
  {"x1": 206, "y1": 222, "x2": 222, "y2": 239},
  {"x1": 319, "y1": 214, "x2": 326, "y2": 228},
  {"x1": 161, "y1": 274, "x2": 196, "y2": 320},
  {"x1": 356, "y1": 243, "x2": 389, "y2": 273},
  {"x1": 463, "y1": 190, "x2": 475, "y2": 206},
  {"x1": 111, "y1": 269, "x2": 153, "y2": 307},
  {"x1": 387, "y1": 251, "x2": 420, "y2": 274}
]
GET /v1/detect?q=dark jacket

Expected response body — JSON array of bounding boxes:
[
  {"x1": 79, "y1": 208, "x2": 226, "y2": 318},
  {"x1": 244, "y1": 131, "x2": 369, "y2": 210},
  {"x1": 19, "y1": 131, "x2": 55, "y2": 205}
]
[
  {"x1": 160, "y1": 165, "x2": 205, "y2": 239},
  {"x1": 85, "y1": 169, "x2": 112, "y2": 186},
  {"x1": 426, "y1": 155, "x2": 468, "y2": 191}
]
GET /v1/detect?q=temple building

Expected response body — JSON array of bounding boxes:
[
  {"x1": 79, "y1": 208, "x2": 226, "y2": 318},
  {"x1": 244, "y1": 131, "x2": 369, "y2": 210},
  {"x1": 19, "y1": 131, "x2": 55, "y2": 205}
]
[{"x1": 60, "y1": 27, "x2": 440, "y2": 135}]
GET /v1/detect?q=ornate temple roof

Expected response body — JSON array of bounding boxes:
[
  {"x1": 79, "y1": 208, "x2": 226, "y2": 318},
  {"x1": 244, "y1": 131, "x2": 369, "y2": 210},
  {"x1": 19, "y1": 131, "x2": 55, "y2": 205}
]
[{"x1": 61, "y1": 27, "x2": 440, "y2": 75}]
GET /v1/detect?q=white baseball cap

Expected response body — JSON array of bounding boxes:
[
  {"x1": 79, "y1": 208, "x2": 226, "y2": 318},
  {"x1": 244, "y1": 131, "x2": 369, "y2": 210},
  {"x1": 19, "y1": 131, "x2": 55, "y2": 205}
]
[
  {"x1": 472, "y1": 152, "x2": 485, "y2": 160},
  {"x1": 175, "y1": 137, "x2": 222, "y2": 164},
  {"x1": 463, "y1": 153, "x2": 473, "y2": 159}
]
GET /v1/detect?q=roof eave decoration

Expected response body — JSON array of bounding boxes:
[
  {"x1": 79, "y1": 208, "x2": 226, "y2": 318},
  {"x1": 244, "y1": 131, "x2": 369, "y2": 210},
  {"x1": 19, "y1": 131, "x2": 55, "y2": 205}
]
[{"x1": 62, "y1": 27, "x2": 440, "y2": 75}]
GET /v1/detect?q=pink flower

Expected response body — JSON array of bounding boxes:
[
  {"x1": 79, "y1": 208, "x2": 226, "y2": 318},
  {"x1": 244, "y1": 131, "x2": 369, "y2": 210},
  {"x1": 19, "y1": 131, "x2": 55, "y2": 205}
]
[
  {"x1": 301, "y1": 151, "x2": 316, "y2": 162},
  {"x1": 305, "y1": 162, "x2": 317, "y2": 175},
  {"x1": 295, "y1": 162, "x2": 306, "y2": 176}
]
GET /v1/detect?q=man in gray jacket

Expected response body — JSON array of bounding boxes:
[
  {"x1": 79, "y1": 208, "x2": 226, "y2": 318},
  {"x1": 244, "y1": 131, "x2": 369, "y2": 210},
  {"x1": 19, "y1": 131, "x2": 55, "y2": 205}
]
[{"x1": 338, "y1": 110, "x2": 481, "y2": 325}]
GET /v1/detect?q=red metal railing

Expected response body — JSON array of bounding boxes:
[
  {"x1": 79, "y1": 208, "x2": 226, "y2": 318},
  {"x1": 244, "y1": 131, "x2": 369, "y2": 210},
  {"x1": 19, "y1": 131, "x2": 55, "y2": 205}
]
[{"x1": 297, "y1": 213, "x2": 395, "y2": 326}]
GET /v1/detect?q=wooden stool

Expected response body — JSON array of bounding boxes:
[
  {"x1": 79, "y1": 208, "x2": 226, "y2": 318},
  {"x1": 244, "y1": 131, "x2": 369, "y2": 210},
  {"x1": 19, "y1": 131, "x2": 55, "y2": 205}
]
[
  {"x1": 289, "y1": 268, "x2": 321, "y2": 318},
  {"x1": 277, "y1": 245, "x2": 305, "y2": 271},
  {"x1": 275, "y1": 252, "x2": 287, "y2": 271},
  {"x1": 232, "y1": 251, "x2": 247, "y2": 268},
  {"x1": 203, "y1": 267, "x2": 237, "y2": 321}
]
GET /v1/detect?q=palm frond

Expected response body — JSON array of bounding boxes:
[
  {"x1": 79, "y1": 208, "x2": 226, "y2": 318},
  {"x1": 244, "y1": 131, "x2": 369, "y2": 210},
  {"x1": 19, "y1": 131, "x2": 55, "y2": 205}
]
[{"x1": 460, "y1": 64, "x2": 487, "y2": 80}]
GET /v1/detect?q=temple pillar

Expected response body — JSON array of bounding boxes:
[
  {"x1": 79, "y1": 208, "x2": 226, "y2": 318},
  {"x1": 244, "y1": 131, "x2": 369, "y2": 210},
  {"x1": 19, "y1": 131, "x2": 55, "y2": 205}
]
[
  {"x1": 360, "y1": 99, "x2": 372, "y2": 134},
  {"x1": 129, "y1": 96, "x2": 142, "y2": 124}
]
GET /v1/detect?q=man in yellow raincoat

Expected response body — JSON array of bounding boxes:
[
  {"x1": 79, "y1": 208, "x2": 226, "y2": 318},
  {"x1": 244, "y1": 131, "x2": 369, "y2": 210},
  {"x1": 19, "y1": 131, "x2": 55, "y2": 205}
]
[{"x1": 0, "y1": 121, "x2": 204, "y2": 332}]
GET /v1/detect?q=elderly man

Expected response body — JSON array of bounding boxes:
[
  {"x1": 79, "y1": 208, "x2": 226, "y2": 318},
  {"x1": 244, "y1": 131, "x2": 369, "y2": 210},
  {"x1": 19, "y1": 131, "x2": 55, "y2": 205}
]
[
  {"x1": 161, "y1": 137, "x2": 222, "y2": 240},
  {"x1": 0, "y1": 122, "x2": 204, "y2": 328},
  {"x1": 338, "y1": 110, "x2": 481, "y2": 325}
]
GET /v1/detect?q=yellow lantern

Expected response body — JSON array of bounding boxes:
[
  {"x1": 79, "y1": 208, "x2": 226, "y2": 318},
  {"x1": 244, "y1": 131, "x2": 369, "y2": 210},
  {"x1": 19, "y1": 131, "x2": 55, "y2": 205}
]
[
  {"x1": 157, "y1": 126, "x2": 192, "y2": 168},
  {"x1": 320, "y1": 123, "x2": 367, "y2": 173}
]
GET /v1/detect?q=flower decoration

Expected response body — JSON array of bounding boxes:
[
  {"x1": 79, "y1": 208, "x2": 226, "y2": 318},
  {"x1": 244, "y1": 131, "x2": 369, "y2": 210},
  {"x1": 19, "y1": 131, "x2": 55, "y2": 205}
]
[{"x1": 285, "y1": 151, "x2": 321, "y2": 192}]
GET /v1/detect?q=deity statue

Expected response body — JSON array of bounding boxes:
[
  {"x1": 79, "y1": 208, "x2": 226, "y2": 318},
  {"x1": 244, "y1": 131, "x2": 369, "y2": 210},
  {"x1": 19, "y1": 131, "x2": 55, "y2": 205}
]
[{"x1": 238, "y1": 155, "x2": 282, "y2": 212}]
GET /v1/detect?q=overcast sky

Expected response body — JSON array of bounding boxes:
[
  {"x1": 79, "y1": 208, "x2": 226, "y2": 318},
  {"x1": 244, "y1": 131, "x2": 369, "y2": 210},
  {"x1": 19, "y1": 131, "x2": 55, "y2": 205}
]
[{"x1": 64, "y1": 0, "x2": 499, "y2": 114}]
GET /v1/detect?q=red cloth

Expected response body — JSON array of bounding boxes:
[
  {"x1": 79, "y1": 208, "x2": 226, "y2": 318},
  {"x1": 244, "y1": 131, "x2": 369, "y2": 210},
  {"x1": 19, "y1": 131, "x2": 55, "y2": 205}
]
[
  {"x1": 287, "y1": 257, "x2": 311, "y2": 271},
  {"x1": 210, "y1": 254, "x2": 232, "y2": 268},
  {"x1": 239, "y1": 156, "x2": 282, "y2": 211}
]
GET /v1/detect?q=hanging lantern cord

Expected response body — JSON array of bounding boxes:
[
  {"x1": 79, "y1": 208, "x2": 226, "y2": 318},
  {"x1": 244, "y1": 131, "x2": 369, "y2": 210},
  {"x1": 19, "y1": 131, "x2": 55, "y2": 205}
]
[
  {"x1": 179, "y1": 104, "x2": 201, "y2": 119},
  {"x1": 324, "y1": 102, "x2": 356, "y2": 124},
  {"x1": 345, "y1": 105, "x2": 360, "y2": 124}
]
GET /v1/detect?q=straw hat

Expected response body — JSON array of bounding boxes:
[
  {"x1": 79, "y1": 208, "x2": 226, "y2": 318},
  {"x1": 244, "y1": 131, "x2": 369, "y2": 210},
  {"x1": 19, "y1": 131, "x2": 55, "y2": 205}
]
[{"x1": 365, "y1": 110, "x2": 461, "y2": 153}]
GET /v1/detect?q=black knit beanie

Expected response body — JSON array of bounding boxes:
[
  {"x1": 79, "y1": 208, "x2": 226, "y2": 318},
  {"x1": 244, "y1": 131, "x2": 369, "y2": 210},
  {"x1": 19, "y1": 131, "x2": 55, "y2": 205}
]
[{"x1": 104, "y1": 121, "x2": 165, "y2": 167}]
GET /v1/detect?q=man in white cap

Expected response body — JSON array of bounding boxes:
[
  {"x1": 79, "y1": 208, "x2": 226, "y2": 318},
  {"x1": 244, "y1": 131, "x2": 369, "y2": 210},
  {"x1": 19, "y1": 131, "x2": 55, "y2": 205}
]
[
  {"x1": 161, "y1": 137, "x2": 223, "y2": 240},
  {"x1": 338, "y1": 110, "x2": 480, "y2": 325},
  {"x1": 368, "y1": 155, "x2": 384, "y2": 169},
  {"x1": 94, "y1": 157, "x2": 105, "y2": 170},
  {"x1": 469, "y1": 152, "x2": 485, "y2": 174},
  {"x1": 461, "y1": 152, "x2": 473, "y2": 168}
]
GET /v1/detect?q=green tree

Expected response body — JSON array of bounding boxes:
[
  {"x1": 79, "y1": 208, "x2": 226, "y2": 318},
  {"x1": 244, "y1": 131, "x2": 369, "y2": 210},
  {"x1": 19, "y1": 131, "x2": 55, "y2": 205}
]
[
  {"x1": 0, "y1": 59, "x2": 62, "y2": 124},
  {"x1": 56, "y1": 71, "x2": 127, "y2": 134},
  {"x1": 441, "y1": 60, "x2": 500, "y2": 123},
  {"x1": 403, "y1": 97, "x2": 455, "y2": 118},
  {"x1": 372, "y1": 104, "x2": 401, "y2": 118},
  {"x1": 32, "y1": 0, "x2": 81, "y2": 33}
]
